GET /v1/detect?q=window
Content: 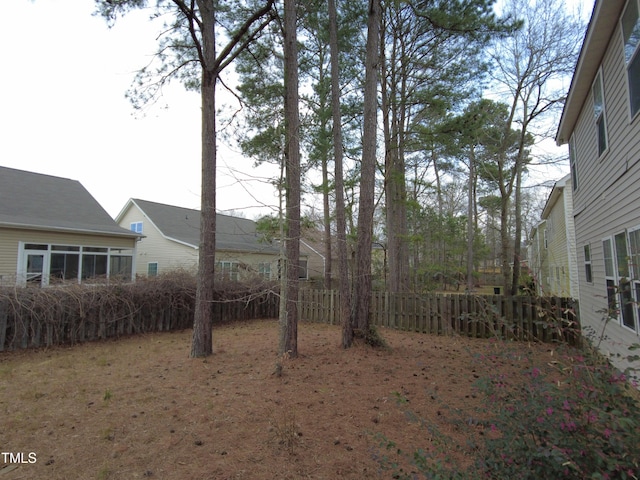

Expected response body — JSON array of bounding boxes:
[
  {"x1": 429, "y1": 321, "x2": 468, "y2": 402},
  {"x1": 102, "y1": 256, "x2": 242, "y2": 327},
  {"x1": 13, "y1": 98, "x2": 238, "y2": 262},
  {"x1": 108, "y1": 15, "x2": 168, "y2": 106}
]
[
  {"x1": 148, "y1": 262, "x2": 158, "y2": 277},
  {"x1": 604, "y1": 233, "x2": 637, "y2": 330},
  {"x1": 614, "y1": 232, "x2": 635, "y2": 329},
  {"x1": 603, "y1": 238, "x2": 617, "y2": 319},
  {"x1": 629, "y1": 228, "x2": 640, "y2": 330},
  {"x1": 543, "y1": 229, "x2": 548, "y2": 249},
  {"x1": 111, "y1": 256, "x2": 133, "y2": 279},
  {"x1": 130, "y1": 222, "x2": 143, "y2": 234},
  {"x1": 592, "y1": 70, "x2": 608, "y2": 156},
  {"x1": 584, "y1": 244, "x2": 593, "y2": 283},
  {"x1": 82, "y1": 254, "x2": 108, "y2": 281},
  {"x1": 630, "y1": 228, "x2": 640, "y2": 279},
  {"x1": 569, "y1": 135, "x2": 578, "y2": 191},
  {"x1": 622, "y1": 0, "x2": 640, "y2": 118},
  {"x1": 217, "y1": 261, "x2": 239, "y2": 281},
  {"x1": 615, "y1": 232, "x2": 630, "y2": 278},
  {"x1": 258, "y1": 262, "x2": 271, "y2": 280},
  {"x1": 18, "y1": 243, "x2": 133, "y2": 286},
  {"x1": 299, "y1": 259, "x2": 308, "y2": 280},
  {"x1": 50, "y1": 252, "x2": 80, "y2": 282}
]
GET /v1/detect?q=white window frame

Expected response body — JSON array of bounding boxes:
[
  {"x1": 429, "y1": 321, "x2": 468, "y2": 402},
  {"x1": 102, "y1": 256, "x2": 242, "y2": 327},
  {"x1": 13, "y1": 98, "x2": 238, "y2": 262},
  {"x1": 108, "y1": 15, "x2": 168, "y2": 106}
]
[
  {"x1": 621, "y1": 0, "x2": 640, "y2": 120},
  {"x1": 592, "y1": 69, "x2": 609, "y2": 157},
  {"x1": 603, "y1": 237, "x2": 618, "y2": 320},
  {"x1": 603, "y1": 232, "x2": 639, "y2": 333},
  {"x1": 258, "y1": 262, "x2": 271, "y2": 280},
  {"x1": 16, "y1": 242, "x2": 135, "y2": 286},
  {"x1": 217, "y1": 261, "x2": 239, "y2": 281},
  {"x1": 628, "y1": 226, "x2": 640, "y2": 330},
  {"x1": 147, "y1": 262, "x2": 159, "y2": 277},
  {"x1": 130, "y1": 221, "x2": 143, "y2": 234},
  {"x1": 584, "y1": 244, "x2": 593, "y2": 284}
]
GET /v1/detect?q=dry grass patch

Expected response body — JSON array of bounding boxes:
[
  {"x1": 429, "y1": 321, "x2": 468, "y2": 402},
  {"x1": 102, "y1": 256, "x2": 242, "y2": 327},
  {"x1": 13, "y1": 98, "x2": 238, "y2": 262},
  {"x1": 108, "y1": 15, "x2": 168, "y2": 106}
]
[{"x1": 0, "y1": 319, "x2": 573, "y2": 479}]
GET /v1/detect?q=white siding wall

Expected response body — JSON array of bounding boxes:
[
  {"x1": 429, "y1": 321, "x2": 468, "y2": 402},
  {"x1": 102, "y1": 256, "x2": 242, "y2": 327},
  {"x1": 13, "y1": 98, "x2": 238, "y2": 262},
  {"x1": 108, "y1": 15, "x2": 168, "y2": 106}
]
[
  {"x1": 118, "y1": 205, "x2": 198, "y2": 276},
  {"x1": 571, "y1": 16, "x2": 640, "y2": 371}
]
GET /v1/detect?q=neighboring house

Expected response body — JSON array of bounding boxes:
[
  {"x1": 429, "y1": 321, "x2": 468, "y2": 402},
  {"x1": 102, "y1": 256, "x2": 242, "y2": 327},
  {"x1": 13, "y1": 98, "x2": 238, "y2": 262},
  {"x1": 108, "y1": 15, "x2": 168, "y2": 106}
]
[
  {"x1": 528, "y1": 219, "x2": 549, "y2": 295},
  {"x1": 116, "y1": 199, "x2": 292, "y2": 281},
  {"x1": 0, "y1": 166, "x2": 140, "y2": 287},
  {"x1": 528, "y1": 174, "x2": 579, "y2": 298},
  {"x1": 556, "y1": 0, "x2": 640, "y2": 373},
  {"x1": 300, "y1": 238, "x2": 325, "y2": 285}
]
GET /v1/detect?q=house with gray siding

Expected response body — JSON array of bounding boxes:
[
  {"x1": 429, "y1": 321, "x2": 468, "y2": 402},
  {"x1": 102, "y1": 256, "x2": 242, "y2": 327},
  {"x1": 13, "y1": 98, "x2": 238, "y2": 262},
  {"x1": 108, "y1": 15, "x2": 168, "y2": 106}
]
[
  {"x1": 0, "y1": 166, "x2": 140, "y2": 286},
  {"x1": 116, "y1": 199, "x2": 290, "y2": 280},
  {"x1": 556, "y1": 0, "x2": 640, "y2": 376}
]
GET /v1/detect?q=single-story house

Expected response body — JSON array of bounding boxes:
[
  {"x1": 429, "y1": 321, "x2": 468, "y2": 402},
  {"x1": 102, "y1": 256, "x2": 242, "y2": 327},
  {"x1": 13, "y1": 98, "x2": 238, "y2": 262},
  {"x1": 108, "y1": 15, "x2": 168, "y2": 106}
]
[
  {"x1": 0, "y1": 166, "x2": 141, "y2": 287},
  {"x1": 115, "y1": 198, "x2": 299, "y2": 281}
]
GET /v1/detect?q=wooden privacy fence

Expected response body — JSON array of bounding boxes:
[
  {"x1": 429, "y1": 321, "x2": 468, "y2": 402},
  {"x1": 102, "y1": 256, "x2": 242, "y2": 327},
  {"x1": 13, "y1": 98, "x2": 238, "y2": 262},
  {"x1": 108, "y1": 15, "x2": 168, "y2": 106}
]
[
  {"x1": 299, "y1": 289, "x2": 580, "y2": 345},
  {"x1": 0, "y1": 280, "x2": 279, "y2": 351}
]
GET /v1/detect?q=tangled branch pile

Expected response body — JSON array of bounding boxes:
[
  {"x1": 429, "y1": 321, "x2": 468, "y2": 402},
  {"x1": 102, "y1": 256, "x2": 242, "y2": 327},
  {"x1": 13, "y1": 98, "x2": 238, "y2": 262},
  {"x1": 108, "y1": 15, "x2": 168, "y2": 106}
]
[{"x1": 0, "y1": 272, "x2": 278, "y2": 351}]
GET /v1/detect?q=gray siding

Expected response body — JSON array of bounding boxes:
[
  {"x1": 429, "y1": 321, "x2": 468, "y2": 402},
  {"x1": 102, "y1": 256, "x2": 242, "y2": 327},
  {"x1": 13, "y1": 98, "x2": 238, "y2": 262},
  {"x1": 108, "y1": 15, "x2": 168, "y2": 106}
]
[{"x1": 570, "y1": 13, "x2": 640, "y2": 370}]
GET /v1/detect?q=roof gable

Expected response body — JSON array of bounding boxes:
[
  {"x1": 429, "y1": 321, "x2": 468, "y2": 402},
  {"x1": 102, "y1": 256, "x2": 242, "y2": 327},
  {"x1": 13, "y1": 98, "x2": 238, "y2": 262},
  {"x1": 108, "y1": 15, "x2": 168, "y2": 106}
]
[
  {"x1": 0, "y1": 166, "x2": 138, "y2": 237},
  {"x1": 556, "y1": 0, "x2": 626, "y2": 144},
  {"x1": 129, "y1": 199, "x2": 279, "y2": 254}
]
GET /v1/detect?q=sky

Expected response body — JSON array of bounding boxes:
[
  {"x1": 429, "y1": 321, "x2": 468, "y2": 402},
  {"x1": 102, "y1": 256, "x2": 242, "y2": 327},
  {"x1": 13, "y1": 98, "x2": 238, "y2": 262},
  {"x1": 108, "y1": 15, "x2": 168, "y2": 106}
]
[
  {"x1": 0, "y1": 0, "x2": 279, "y2": 220},
  {"x1": 0, "y1": 1, "x2": 592, "y2": 222}
]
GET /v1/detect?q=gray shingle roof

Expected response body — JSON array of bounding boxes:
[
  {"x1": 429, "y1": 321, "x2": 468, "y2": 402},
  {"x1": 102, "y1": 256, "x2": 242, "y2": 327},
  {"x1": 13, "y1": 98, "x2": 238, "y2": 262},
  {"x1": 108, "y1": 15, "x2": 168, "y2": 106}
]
[
  {"x1": 131, "y1": 199, "x2": 280, "y2": 254},
  {"x1": 0, "y1": 166, "x2": 138, "y2": 237}
]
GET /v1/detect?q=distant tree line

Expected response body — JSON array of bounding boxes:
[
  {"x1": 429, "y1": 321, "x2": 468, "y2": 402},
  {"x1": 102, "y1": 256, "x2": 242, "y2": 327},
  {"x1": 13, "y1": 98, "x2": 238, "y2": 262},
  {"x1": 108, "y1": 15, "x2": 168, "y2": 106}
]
[{"x1": 95, "y1": 0, "x2": 585, "y2": 353}]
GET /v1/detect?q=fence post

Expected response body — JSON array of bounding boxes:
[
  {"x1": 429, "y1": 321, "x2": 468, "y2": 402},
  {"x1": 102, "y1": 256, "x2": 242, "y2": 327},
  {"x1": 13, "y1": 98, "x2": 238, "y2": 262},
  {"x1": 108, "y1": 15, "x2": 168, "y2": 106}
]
[{"x1": 0, "y1": 299, "x2": 6, "y2": 351}]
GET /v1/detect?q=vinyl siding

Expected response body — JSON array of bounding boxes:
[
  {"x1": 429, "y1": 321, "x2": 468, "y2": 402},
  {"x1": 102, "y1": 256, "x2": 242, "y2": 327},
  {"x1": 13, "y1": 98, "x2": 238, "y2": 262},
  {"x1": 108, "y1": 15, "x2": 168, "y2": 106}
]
[
  {"x1": 570, "y1": 12, "x2": 640, "y2": 369},
  {"x1": 528, "y1": 220, "x2": 548, "y2": 296},
  {"x1": 216, "y1": 250, "x2": 282, "y2": 281},
  {"x1": 564, "y1": 185, "x2": 580, "y2": 299},
  {"x1": 0, "y1": 227, "x2": 136, "y2": 285},
  {"x1": 547, "y1": 193, "x2": 571, "y2": 297},
  {"x1": 118, "y1": 204, "x2": 198, "y2": 276},
  {"x1": 117, "y1": 203, "x2": 281, "y2": 278}
]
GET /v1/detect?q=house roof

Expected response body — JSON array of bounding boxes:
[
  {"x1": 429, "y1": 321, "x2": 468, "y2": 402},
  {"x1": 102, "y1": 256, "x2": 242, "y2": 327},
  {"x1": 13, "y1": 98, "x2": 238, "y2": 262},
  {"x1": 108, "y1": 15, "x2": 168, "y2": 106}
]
[
  {"x1": 0, "y1": 166, "x2": 140, "y2": 238},
  {"x1": 123, "y1": 198, "x2": 280, "y2": 254},
  {"x1": 556, "y1": 0, "x2": 626, "y2": 145}
]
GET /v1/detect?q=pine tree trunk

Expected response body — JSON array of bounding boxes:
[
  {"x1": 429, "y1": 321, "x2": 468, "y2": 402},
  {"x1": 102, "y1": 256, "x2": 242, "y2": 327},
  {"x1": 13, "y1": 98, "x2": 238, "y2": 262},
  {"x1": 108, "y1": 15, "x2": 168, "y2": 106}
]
[
  {"x1": 328, "y1": 0, "x2": 353, "y2": 348},
  {"x1": 280, "y1": 0, "x2": 300, "y2": 357},
  {"x1": 466, "y1": 147, "x2": 475, "y2": 292},
  {"x1": 191, "y1": 3, "x2": 217, "y2": 358},
  {"x1": 351, "y1": 0, "x2": 380, "y2": 332}
]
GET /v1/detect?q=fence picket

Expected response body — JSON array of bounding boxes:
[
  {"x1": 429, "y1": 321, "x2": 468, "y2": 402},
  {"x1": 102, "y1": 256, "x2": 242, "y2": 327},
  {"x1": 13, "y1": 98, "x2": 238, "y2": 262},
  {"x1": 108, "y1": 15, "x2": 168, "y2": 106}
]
[{"x1": 296, "y1": 289, "x2": 579, "y2": 345}]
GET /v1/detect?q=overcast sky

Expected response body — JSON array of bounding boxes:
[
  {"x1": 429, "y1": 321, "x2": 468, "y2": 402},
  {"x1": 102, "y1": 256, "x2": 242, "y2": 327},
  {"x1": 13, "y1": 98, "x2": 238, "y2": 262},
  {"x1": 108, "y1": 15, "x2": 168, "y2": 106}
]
[
  {"x1": 0, "y1": 0, "x2": 279, "y2": 219},
  {"x1": 1, "y1": 1, "x2": 592, "y2": 221}
]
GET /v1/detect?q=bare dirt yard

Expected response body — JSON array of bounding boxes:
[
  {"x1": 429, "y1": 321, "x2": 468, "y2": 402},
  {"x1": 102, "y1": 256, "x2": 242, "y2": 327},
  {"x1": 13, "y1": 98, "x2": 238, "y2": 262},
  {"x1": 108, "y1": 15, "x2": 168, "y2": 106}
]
[{"x1": 0, "y1": 319, "x2": 581, "y2": 479}]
